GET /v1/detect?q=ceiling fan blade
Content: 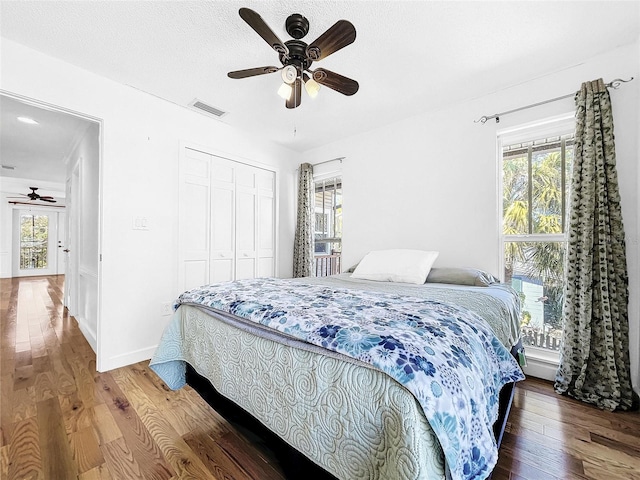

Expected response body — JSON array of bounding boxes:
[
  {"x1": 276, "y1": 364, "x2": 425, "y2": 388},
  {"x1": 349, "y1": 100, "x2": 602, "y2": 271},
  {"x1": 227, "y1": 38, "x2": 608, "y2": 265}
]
[
  {"x1": 39, "y1": 196, "x2": 55, "y2": 200},
  {"x1": 239, "y1": 8, "x2": 289, "y2": 57},
  {"x1": 286, "y1": 79, "x2": 302, "y2": 109},
  {"x1": 40, "y1": 198, "x2": 57, "y2": 203},
  {"x1": 312, "y1": 68, "x2": 359, "y2": 96},
  {"x1": 306, "y1": 20, "x2": 356, "y2": 61},
  {"x1": 228, "y1": 66, "x2": 279, "y2": 79}
]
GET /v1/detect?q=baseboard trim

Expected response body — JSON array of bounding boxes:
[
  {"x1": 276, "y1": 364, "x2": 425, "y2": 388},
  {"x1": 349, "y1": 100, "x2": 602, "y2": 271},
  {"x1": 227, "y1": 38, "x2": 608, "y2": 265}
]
[
  {"x1": 76, "y1": 319, "x2": 97, "y2": 354},
  {"x1": 97, "y1": 345, "x2": 157, "y2": 372}
]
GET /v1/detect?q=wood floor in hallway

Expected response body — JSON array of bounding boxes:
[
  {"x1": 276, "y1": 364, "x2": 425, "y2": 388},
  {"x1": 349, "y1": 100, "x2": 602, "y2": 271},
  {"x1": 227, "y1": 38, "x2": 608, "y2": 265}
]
[{"x1": 1, "y1": 275, "x2": 639, "y2": 479}]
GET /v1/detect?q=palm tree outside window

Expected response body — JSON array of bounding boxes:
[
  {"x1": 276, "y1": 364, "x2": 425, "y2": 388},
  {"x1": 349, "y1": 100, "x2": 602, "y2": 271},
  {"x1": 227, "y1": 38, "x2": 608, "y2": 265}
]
[{"x1": 501, "y1": 125, "x2": 574, "y2": 356}]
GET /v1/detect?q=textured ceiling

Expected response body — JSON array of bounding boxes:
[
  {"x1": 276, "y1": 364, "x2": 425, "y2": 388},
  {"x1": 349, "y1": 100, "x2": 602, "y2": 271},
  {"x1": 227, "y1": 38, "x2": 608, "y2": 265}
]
[
  {"x1": 0, "y1": 94, "x2": 95, "y2": 185},
  {"x1": 1, "y1": 0, "x2": 639, "y2": 160}
]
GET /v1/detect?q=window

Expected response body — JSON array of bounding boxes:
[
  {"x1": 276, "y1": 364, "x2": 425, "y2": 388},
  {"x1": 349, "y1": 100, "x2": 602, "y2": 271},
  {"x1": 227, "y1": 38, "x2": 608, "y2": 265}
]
[
  {"x1": 314, "y1": 177, "x2": 342, "y2": 276},
  {"x1": 20, "y1": 214, "x2": 49, "y2": 269},
  {"x1": 500, "y1": 121, "x2": 574, "y2": 355}
]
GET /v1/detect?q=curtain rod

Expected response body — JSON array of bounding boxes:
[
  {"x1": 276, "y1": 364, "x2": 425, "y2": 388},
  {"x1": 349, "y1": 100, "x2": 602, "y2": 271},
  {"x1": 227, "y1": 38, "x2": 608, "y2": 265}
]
[
  {"x1": 474, "y1": 77, "x2": 634, "y2": 124},
  {"x1": 312, "y1": 157, "x2": 345, "y2": 167}
]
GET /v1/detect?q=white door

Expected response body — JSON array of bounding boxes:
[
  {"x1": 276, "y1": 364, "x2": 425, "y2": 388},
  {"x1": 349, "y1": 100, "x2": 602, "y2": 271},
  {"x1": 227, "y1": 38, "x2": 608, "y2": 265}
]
[
  {"x1": 210, "y1": 158, "x2": 235, "y2": 283},
  {"x1": 65, "y1": 165, "x2": 81, "y2": 315},
  {"x1": 67, "y1": 147, "x2": 100, "y2": 354},
  {"x1": 179, "y1": 148, "x2": 212, "y2": 291},
  {"x1": 235, "y1": 164, "x2": 257, "y2": 280},
  {"x1": 256, "y1": 170, "x2": 275, "y2": 277},
  {"x1": 12, "y1": 208, "x2": 59, "y2": 277},
  {"x1": 56, "y1": 211, "x2": 67, "y2": 275}
]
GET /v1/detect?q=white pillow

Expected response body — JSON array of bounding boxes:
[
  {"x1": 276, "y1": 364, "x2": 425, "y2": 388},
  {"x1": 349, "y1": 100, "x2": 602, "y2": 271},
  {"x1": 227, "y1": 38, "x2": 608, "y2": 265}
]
[{"x1": 351, "y1": 249, "x2": 440, "y2": 284}]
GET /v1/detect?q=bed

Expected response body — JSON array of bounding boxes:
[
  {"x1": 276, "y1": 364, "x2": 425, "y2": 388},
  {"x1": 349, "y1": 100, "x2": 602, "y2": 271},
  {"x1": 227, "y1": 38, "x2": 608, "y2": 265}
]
[{"x1": 150, "y1": 264, "x2": 525, "y2": 480}]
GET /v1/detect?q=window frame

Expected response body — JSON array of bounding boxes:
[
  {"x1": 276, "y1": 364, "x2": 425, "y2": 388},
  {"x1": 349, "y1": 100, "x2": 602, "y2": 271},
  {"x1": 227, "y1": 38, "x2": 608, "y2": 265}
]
[
  {"x1": 313, "y1": 176, "x2": 342, "y2": 255},
  {"x1": 497, "y1": 113, "x2": 575, "y2": 360}
]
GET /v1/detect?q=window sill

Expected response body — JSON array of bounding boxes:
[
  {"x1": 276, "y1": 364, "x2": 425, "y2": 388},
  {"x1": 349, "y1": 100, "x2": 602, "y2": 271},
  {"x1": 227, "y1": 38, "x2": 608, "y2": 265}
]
[{"x1": 521, "y1": 346, "x2": 559, "y2": 381}]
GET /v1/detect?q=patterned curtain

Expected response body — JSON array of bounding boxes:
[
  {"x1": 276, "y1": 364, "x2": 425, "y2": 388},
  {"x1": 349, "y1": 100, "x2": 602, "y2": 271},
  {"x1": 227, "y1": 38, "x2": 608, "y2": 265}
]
[
  {"x1": 554, "y1": 79, "x2": 635, "y2": 411},
  {"x1": 293, "y1": 163, "x2": 314, "y2": 277}
]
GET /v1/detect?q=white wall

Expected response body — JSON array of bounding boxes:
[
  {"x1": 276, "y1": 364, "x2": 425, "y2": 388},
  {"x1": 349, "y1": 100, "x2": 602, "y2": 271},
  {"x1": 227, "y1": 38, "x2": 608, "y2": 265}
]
[
  {"x1": 1, "y1": 39, "x2": 299, "y2": 371},
  {"x1": 303, "y1": 41, "x2": 640, "y2": 392}
]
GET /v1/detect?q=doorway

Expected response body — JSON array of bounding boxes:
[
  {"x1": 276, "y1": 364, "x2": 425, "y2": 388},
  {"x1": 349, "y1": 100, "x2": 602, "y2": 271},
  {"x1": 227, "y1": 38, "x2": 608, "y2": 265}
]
[
  {"x1": 0, "y1": 92, "x2": 102, "y2": 354},
  {"x1": 12, "y1": 207, "x2": 62, "y2": 277}
]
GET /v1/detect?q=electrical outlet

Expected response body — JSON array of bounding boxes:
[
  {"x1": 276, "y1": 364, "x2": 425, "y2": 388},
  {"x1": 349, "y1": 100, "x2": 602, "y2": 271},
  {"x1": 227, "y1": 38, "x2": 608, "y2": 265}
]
[{"x1": 161, "y1": 302, "x2": 173, "y2": 316}]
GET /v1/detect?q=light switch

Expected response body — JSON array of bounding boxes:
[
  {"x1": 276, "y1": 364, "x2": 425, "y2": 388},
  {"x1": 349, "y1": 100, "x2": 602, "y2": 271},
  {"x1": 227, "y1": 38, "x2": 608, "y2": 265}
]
[{"x1": 133, "y1": 216, "x2": 149, "y2": 230}]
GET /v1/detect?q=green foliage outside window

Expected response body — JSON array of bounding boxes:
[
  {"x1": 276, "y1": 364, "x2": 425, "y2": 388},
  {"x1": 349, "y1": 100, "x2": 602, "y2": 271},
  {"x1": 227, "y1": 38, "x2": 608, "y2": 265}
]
[
  {"x1": 503, "y1": 136, "x2": 573, "y2": 350},
  {"x1": 20, "y1": 214, "x2": 49, "y2": 269}
]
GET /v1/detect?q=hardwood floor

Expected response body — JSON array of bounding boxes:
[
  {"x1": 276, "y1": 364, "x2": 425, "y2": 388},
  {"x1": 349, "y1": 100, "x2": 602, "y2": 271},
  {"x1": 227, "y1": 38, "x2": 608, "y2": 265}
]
[
  {"x1": 1, "y1": 275, "x2": 639, "y2": 480},
  {"x1": 1, "y1": 275, "x2": 285, "y2": 480}
]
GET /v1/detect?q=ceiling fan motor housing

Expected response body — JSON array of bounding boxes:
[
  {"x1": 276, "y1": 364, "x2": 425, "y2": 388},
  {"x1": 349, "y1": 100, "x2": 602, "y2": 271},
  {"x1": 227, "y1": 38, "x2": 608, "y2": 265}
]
[{"x1": 280, "y1": 40, "x2": 312, "y2": 71}]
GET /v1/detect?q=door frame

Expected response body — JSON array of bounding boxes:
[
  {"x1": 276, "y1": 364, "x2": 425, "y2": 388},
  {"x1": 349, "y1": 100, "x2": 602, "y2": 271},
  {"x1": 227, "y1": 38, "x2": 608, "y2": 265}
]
[
  {"x1": 2, "y1": 90, "x2": 104, "y2": 360},
  {"x1": 11, "y1": 206, "x2": 61, "y2": 277}
]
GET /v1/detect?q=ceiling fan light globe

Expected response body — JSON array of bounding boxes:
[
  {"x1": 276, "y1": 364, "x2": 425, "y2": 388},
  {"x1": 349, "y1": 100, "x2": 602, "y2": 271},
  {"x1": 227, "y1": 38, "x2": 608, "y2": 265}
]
[
  {"x1": 281, "y1": 65, "x2": 297, "y2": 84},
  {"x1": 277, "y1": 83, "x2": 293, "y2": 100},
  {"x1": 304, "y1": 78, "x2": 321, "y2": 98}
]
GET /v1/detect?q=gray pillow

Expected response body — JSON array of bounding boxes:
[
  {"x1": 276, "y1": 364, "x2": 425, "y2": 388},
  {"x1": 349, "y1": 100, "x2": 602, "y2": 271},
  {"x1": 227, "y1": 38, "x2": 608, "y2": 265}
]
[
  {"x1": 345, "y1": 263, "x2": 359, "y2": 273},
  {"x1": 425, "y1": 267, "x2": 500, "y2": 287}
]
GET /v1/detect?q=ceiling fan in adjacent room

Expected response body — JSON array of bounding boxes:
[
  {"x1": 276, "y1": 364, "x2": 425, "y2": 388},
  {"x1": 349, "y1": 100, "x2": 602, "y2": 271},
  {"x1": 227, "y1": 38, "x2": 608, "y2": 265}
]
[
  {"x1": 228, "y1": 8, "x2": 359, "y2": 109},
  {"x1": 7, "y1": 187, "x2": 57, "y2": 203}
]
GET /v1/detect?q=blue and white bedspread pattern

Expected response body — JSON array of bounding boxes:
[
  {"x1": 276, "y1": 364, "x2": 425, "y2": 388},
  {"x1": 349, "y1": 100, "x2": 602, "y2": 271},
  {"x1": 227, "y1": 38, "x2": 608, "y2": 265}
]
[{"x1": 165, "y1": 278, "x2": 524, "y2": 480}]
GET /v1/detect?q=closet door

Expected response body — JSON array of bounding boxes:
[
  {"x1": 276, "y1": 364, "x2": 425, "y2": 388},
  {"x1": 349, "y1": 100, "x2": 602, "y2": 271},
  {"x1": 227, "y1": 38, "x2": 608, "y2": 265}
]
[
  {"x1": 256, "y1": 170, "x2": 275, "y2": 277},
  {"x1": 210, "y1": 159, "x2": 235, "y2": 283},
  {"x1": 235, "y1": 164, "x2": 257, "y2": 280},
  {"x1": 180, "y1": 149, "x2": 211, "y2": 291},
  {"x1": 179, "y1": 147, "x2": 277, "y2": 291}
]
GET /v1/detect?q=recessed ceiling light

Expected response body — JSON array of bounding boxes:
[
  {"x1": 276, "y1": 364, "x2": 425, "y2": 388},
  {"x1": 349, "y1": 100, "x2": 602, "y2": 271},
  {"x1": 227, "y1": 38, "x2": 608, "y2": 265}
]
[{"x1": 17, "y1": 116, "x2": 39, "y2": 125}]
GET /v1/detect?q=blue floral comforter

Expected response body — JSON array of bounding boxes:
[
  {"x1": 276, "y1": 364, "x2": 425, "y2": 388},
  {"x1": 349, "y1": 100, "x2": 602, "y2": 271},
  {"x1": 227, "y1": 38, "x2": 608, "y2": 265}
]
[{"x1": 172, "y1": 278, "x2": 524, "y2": 480}]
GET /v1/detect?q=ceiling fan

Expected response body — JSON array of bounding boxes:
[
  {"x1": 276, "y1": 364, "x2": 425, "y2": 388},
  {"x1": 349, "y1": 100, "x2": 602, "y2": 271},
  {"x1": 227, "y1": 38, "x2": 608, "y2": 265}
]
[
  {"x1": 8, "y1": 187, "x2": 57, "y2": 203},
  {"x1": 228, "y1": 8, "x2": 359, "y2": 109}
]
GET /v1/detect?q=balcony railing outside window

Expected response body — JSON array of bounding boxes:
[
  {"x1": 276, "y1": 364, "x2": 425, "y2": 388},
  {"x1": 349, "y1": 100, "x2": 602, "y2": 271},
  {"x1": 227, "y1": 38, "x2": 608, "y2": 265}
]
[
  {"x1": 20, "y1": 214, "x2": 49, "y2": 270},
  {"x1": 314, "y1": 177, "x2": 342, "y2": 277},
  {"x1": 20, "y1": 242, "x2": 48, "y2": 269},
  {"x1": 314, "y1": 253, "x2": 341, "y2": 277}
]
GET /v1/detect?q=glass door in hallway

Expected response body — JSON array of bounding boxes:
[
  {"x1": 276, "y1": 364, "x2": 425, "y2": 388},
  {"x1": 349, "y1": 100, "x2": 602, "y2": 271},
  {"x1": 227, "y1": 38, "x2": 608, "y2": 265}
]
[{"x1": 12, "y1": 208, "x2": 60, "y2": 277}]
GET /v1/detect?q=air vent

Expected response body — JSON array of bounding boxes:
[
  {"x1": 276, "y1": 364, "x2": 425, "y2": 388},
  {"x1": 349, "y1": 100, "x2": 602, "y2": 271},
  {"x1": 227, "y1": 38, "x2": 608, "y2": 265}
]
[{"x1": 188, "y1": 99, "x2": 228, "y2": 119}]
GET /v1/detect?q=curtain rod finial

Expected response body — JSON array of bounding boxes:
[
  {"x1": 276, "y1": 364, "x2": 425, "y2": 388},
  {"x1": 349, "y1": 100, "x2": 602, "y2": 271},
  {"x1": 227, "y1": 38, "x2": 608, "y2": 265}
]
[{"x1": 608, "y1": 77, "x2": 634, "y2": 89}]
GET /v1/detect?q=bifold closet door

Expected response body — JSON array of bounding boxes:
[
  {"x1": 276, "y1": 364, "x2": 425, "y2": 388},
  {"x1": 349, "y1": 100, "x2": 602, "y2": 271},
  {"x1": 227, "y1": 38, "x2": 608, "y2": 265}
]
[
  {"x1": 210, "y1": 160, "x2": 236, "y2": 283},
  {"x1": 214, "y1": 160, "x2": 276, "y2": 281},
  {"x1": 235, "y1": 164, "x2": 257, "y2": 280},
  {"x1": 180, "y1": 148, "x2": 276, "y2": 291},
  {"x1": 180, "y1": 148, "x2": 211, "y2": 291},
  {"x1": 256, "y1": 170, "x2": 275, "y2": 277}
]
